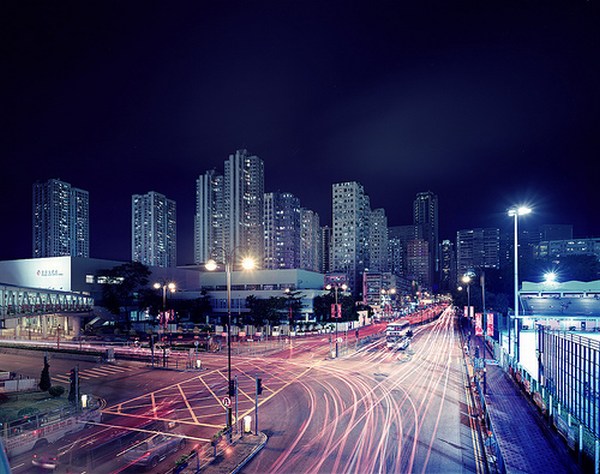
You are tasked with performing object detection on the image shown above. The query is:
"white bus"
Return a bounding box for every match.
[385,320,411,350]
[1,403,102,458]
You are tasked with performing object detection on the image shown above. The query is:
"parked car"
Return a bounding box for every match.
[122,434,186,469]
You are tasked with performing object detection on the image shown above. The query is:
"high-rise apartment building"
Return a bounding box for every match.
[406,239,430,290]
[331,181,371,295]
[456,228,500,277]
[319,226,332,274]
[539,224,573,241]
[388,225,422,279]
[224,149,265,266]
[369,208,389,272]
[264,192,301,269]
[32,178,89,258]
[131,191,177,268]
[413,191,438,290]
[300,208,320,272]
[194,170,224,264]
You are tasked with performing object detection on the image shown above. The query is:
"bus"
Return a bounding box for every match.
[2,402,102,458]
[385,320,412,350]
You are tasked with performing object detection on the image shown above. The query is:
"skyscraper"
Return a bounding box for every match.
[300,208,320,272]
[331,181,371,295]
[194,170,224,264]
[224,149,265,266]
[131,191,177,268]
[369,208,389,272]
[456,228,500,277]
[264,191,301,269]
[32,178,89,258]
[413,191,439,290]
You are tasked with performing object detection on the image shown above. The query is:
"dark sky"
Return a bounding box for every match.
[3,1,599,265]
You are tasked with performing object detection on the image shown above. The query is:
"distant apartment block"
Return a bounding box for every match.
[456,228,500,277]
[264,192,301,269]
[300,208,320,272]
[132,191,176,268]
[32,178,89,258]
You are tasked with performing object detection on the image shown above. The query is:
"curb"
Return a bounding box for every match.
[231,432,268,474]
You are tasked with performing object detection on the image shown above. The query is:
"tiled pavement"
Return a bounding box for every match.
[484,357,582,473]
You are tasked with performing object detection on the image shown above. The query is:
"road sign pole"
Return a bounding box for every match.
[235,375,238,435]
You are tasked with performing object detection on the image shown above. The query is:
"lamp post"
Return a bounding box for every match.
[508,206,532,364]
[461,274,472,318]
[153,281,176,367]
[205,249,255,438]
[380,288,396,320]
[326,283,347,358]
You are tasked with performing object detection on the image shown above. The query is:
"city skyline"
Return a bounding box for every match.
[4,2,598,264]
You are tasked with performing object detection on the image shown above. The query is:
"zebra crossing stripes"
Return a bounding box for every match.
[52,365,133,383]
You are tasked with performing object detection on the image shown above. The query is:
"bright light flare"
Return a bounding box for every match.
[241,257,256,270]
[205,259,218,271]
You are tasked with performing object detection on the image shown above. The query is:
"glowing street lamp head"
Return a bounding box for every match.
[461,275,471,284]
[241,257,256,270]
[153,282,161,290]
[544,272,557,284]
[341,284,348,291]
[168,282,176,292]
[205,259,218,271]
[508,206,532,217]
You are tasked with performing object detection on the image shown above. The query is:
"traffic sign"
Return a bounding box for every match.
[221,396,231,408]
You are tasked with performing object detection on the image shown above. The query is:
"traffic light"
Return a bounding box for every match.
[228,379,236,396]
[257,378,263,395]
[69,368,76,383]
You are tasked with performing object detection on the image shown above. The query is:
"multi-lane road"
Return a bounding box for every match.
[6,306,484,473]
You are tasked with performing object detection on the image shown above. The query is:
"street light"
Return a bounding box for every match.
[205,248,256,438]
[461,274,472,318]
[326,283,347,358]
[380,288,396,320]
[508,205,532,364]
[153,281,176,367]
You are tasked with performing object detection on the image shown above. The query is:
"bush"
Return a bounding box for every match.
[18,406,40,418]
[48,386,65,397]
[0,393,9,404]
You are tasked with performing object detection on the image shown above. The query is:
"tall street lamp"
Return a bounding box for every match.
[508,205,532,364]
[153,281,176,330]
[326,283,347,358]
[153,281,176,366]
[461,274,472,318]
[380,288,396,320]
[205,249,255,438]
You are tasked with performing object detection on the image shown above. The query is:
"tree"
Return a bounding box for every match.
[245,295,286,327]
[39,356,51,392]
[313,291,358,322]
[98,262,152,325]
[284,290,305,326]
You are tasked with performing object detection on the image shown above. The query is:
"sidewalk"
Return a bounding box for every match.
[174,432,267,474]
[475,339,582,473]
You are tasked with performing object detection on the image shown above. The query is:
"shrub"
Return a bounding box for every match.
[48,386,65,397]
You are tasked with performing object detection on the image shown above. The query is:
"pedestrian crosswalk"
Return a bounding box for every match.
[52,365,134,383]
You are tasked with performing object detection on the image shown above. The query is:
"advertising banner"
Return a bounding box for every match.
[486,313,494,336]
[331,303,342,319]
[475,312,483,336]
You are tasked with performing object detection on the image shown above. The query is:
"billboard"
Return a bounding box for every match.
[0,257,71,291]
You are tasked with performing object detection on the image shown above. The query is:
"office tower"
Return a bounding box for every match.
[224,149,265,266]
[300,208,320,272]
[131,191,176,268]
[413,191,439,290]
[369,208,389,272]
[331,181,371,295]
[264,192,301,269]
[319,226,332,274]
[456,228,500,277]
[32,178,89,258]
[439,239,456,292]
[194,170,224,264]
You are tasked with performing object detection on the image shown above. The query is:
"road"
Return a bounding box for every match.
[245,306,482,473]
[5,306,483,473]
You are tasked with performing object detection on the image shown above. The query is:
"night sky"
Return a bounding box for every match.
[3,1,599,265]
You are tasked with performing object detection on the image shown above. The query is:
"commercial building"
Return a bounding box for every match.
[413,191,438,289]
[132,191,177,268]
[32,178,89,258]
